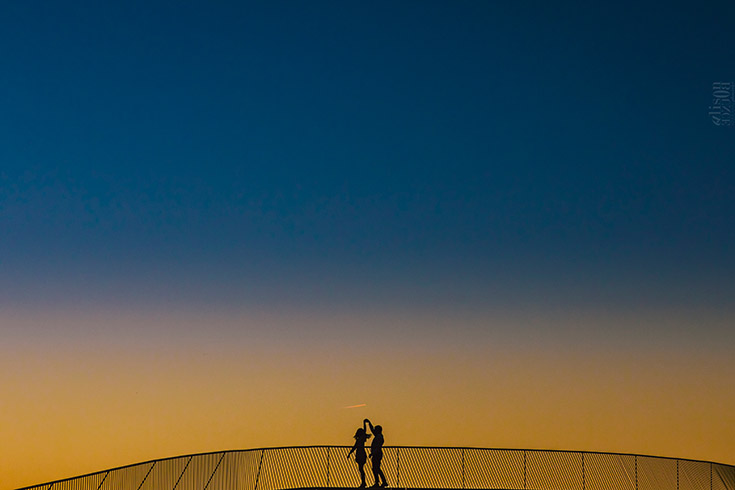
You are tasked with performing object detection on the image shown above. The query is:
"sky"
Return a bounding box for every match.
[1,1,734,489]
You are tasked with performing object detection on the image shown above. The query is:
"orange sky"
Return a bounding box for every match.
[2,305,733,490]
[3,2,734,489]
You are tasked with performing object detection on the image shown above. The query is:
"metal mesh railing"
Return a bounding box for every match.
[16,447,735,490]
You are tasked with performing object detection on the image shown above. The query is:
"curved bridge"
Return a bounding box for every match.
[17,446,735,490]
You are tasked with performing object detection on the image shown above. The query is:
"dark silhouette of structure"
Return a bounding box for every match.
[14,446,735,490]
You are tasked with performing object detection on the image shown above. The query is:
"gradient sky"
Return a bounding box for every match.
[1,2,734,489]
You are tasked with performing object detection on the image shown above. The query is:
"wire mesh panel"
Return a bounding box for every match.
[527,451,583,490]
[206,450,261,490]
[328,446,363,488]
[714,464,735,490]
[680,460,712,490]
[172,452,224,490]
[141,457,191,490]
[54,473,105,490]
[465,448,524,489]
[639,457,677,490]
[14,446,735,490]
[394,447,464,489]
[257,447,329,490]
[102,462,156,490]
[585,452,636,490]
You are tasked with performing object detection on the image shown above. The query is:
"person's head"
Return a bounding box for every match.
[374,425,382,434]
[354,428,366,439]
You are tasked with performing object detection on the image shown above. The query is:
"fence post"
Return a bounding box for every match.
[136,462,156,490]
[462,449,465,490]
[95,471,110,490]
[635,456,638,490]
[397,448,400,488]
[202,452,227,490]
[327,447,331,488]
[172,456,193,490]
[254,450,265,490]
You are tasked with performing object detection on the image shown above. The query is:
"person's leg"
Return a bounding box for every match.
[371,456,380,487]
[358,462,366,487]
[373,454,388,487]
[380,468,388,486]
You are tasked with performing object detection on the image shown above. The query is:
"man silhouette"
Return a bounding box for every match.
[365,419,388,487]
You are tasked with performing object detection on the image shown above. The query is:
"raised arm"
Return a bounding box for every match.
[364,419,374,434]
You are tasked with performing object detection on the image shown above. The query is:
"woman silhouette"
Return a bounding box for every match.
[347,420,372,488]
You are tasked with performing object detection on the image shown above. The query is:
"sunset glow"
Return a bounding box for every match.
[1,2,733,490]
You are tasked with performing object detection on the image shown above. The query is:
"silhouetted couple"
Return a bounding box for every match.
[347,418,388,488]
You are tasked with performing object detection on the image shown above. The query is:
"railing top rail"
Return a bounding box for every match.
[15,445,735,490]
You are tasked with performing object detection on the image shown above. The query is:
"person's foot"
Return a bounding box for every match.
[381,482,389,488]
[358,484,366,489]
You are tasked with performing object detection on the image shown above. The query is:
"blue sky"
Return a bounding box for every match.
[1,1,734,311]
[3,4,735,487]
